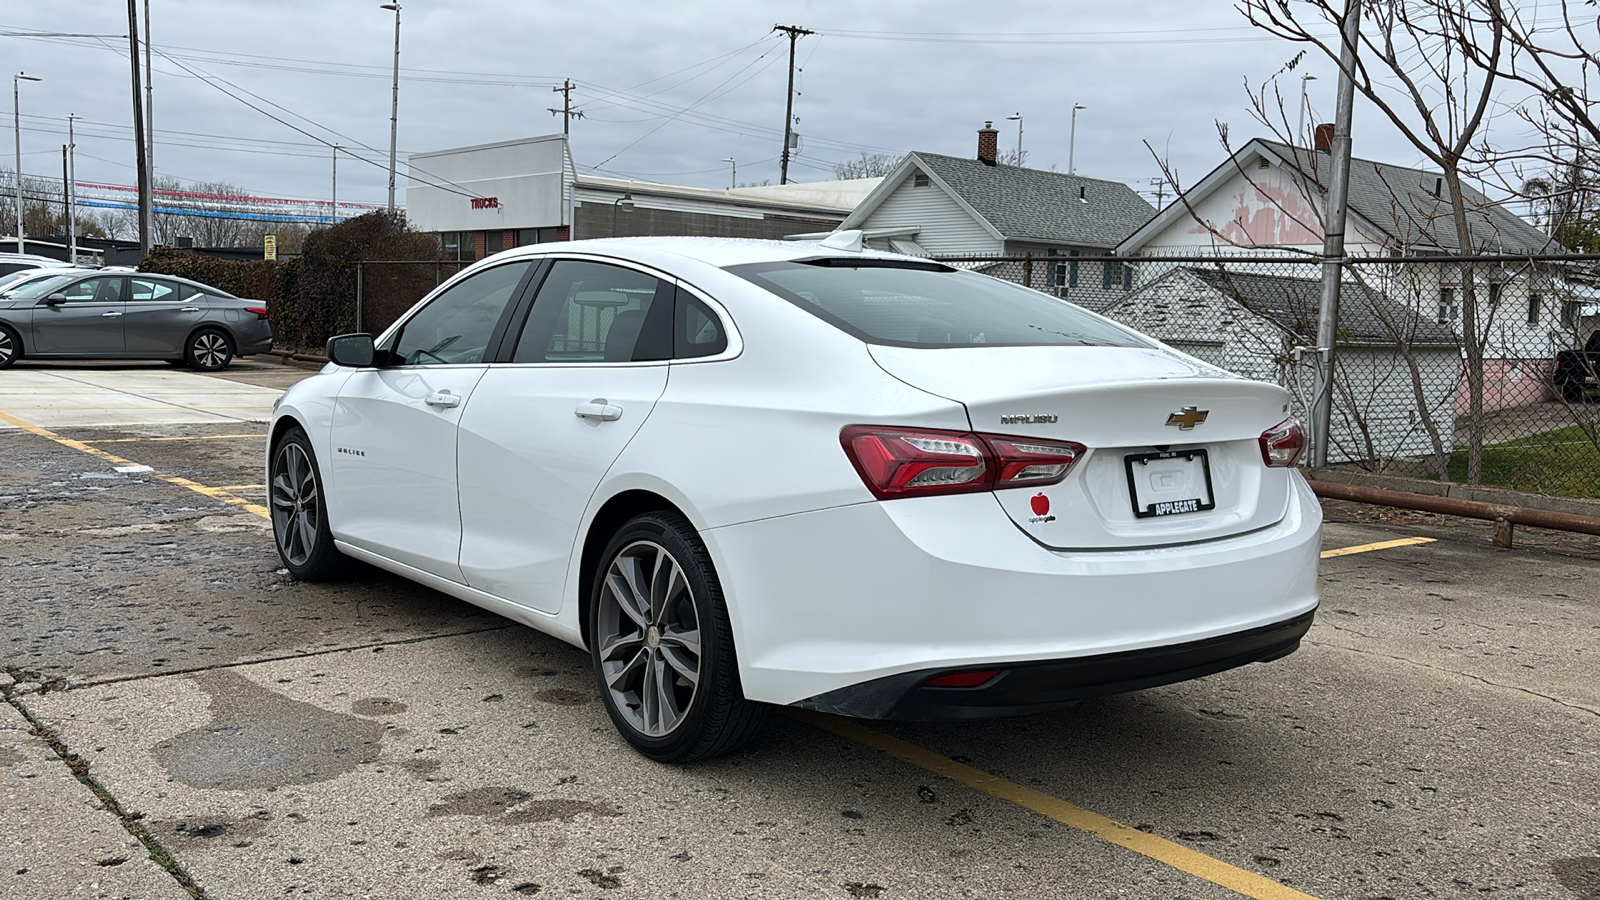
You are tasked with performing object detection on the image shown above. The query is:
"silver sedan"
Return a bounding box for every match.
[0,271,274,371]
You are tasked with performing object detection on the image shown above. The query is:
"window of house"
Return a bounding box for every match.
[485,230,504,256]
[1122,263,1133,291]
[439,232,461,259]
[1487,282,1502,307]
[913,173,930,187]
[1562,300,1583,329]
[1528,292,1542,325]
[1102,261,1114,290]
[1438,286,1457,324]
[1068,250,1079,288]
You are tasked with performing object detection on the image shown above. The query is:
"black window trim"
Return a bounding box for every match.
[484,253,742,366]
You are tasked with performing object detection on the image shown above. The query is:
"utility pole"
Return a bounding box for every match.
[549,79,584,135]
[67,114,77,263]
[143,0,154,176]
[380,3,402,214]
[331,144,339,225]
[772,24,812,185]
[1310,0,1360,468]
[127,0,152,255]
[1148,177,1167,209]
[13,72,42,254]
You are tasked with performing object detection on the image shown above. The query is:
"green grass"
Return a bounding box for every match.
[1447,424,1600,499]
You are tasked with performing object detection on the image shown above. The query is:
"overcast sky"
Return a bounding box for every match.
[2,0,1534,214]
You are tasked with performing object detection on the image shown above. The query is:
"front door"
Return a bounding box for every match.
[327,260,535,581]
[30,275,126,355]
[457,259,676,613]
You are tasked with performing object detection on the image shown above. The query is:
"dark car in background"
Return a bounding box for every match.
[0,271,273,371]
[1553,329,1600,402]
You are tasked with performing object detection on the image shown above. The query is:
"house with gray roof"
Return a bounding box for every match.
[1117,135,1574,412]
[1102,267,1460,466]
[802,123,1155,308]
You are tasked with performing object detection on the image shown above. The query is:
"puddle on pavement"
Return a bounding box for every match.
[152,670,384,790]
[426,786,620,824]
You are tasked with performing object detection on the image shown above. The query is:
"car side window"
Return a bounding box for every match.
[58,276,124,304]
[512,260,673,364]
[129,278,180,303]
[390,262,532,366]
[675,289,729,359]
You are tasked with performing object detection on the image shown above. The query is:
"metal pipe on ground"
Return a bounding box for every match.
[1307,479,1600,547]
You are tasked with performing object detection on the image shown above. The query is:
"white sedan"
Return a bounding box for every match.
[268,235,1320,762]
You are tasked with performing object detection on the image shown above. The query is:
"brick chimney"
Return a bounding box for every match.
[977,121,999,166]
[1314,123,1335,153]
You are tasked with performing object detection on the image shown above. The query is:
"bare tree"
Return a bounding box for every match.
[831,152,901,180]
[1239,0,1509,483]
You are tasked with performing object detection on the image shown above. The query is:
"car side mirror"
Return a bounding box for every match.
[41,293,67,306]
[326,333,376,368]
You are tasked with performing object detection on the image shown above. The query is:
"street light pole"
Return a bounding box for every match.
[67,114,78,263]
[1005,113,1022,164]
[331,144,339,225]
[1068,103,1085,175]
[13,73,41,254]
[1298,73,1318,146]
[721,157,736,190]
[610,191,634,237]
[380,3,402,214]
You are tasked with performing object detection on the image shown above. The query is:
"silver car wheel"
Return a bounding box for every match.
[597,540,703,738]
[0,329,15,366]
[270,441,320,568]
[192,331,230,369]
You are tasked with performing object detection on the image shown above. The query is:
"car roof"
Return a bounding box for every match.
[0,253,75,267]
[491,235,922,270]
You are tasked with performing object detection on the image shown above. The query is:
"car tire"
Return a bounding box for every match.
[0,324,21,369]
[185,328,234,371]
[589,511,767,762]
[269,427,345,581]
[1558,379,1583,403]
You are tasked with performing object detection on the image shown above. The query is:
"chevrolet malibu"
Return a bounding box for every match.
[268,235,1320,762]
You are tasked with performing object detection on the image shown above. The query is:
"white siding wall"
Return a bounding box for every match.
[1103,271,1460,466]
[860,174,1002,256]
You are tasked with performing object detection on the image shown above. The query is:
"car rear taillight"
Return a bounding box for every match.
[985,435,1085,488]
[840,426,1085,499]
[841,426,989,499]
[245,307,269,320]
[1259,416,1306,468]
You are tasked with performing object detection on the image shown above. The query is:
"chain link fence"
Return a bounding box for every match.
[937,253,1600,499]
[354,260,472,339]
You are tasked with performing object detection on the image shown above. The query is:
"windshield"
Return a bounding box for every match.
[727,259,1154,349]
[2,273,79,299]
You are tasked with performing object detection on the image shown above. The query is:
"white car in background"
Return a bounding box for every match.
[268,235,1321,762]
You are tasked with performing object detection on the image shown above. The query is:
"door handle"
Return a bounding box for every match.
[179,307,200,312]
[101,311,123,318]
[574,399,623,422]
[424,390,461,408]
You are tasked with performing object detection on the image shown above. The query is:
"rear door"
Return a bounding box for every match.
[124,277,205,355]
[327,259,535,580]
[457,258,675,614]
[30,275,126,355]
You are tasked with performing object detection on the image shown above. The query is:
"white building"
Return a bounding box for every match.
[405,133,880,261]
[1117,136,1573,413]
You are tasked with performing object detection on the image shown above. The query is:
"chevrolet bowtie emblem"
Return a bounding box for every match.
[1166,407,1209,430]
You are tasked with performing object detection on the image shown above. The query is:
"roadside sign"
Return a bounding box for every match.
[264,234,277,261]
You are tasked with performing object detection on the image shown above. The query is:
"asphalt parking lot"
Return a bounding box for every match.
[3,359,1598,900]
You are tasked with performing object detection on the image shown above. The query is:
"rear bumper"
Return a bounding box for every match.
[703,473,1321,710]
[793,610,1314,720]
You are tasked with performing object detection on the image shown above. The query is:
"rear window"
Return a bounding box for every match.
[727,259,1152,349]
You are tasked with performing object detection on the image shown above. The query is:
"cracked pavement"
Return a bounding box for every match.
[3,360,1599,899]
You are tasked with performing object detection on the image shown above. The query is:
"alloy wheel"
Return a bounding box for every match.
[596,540,703,738]
[0,330,14,366]
[192,332,230,369]
[270,442,320,568]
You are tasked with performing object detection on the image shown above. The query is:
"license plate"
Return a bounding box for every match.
[1124,449,1216,518]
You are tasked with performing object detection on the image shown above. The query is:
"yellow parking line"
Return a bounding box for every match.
[216,484,266,492]
[0,410,271,521]
[1320,536,1435,559]
[792,710,1321,900]
[81,434,265,444]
